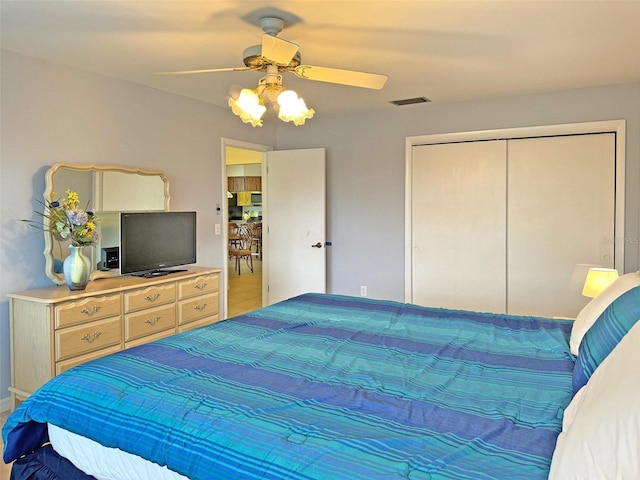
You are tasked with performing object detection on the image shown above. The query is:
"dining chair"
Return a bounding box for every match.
[228,222,240,250]
[251,222,262,260]
[228,224,253,275]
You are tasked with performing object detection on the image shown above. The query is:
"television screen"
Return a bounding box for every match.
[120,211,196,276]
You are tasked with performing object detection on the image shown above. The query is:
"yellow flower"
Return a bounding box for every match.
[63,189,80,211]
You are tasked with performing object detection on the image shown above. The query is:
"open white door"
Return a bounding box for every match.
[263,148,326,305]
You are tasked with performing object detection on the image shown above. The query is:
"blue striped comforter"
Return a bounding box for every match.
[3,293,575,479]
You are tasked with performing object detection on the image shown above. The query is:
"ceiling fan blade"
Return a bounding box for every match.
[153,66,253,75]
[293,65,388,89]
[261,33,298,65]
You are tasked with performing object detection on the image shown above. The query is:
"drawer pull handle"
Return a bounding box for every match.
[145,293,161,302]
[81,305,102,316]
[195,283,207,290]
[194,303,208,312]
[145,316,161,326]
[81,331,102,343]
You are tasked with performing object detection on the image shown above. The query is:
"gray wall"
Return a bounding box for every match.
[0,50,275,408]
[2,49,640,407]
[278,82,640,300]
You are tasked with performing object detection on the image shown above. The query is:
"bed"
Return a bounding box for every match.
[3,289,640,479]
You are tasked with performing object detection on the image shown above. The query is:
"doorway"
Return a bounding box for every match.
[222,139,271,319]
[221,141,328,319]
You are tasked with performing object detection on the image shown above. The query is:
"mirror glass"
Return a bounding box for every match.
[44,163,170,285]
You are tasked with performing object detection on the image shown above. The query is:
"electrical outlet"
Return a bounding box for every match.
[360,286,367,297]
[214,224,221,235]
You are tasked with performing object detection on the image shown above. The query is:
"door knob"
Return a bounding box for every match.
[311,242,323,248]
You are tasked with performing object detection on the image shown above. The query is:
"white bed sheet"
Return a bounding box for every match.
[48,423,188,480]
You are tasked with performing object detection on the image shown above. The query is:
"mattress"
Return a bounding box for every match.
[3,293,576,479]
[48,423,186,480]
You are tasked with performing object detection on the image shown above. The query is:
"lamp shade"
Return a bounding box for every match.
[277,90,315,125]
[582,268,619,298]
[228,89,266,127]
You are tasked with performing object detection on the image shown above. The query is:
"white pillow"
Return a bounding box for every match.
[570,271,640,355]
[549,321,640,479]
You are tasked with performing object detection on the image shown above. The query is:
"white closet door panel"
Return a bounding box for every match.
[412,140,507,313]
[507,133,615,318]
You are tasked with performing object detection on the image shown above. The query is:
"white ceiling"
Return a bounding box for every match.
[2,1,640,116]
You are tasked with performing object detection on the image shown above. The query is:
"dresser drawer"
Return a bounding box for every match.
[125,304,176,342]
[55,317,122,362]
[55,294,121,329]
[178,314,220,333]
[125,284,176,313]
[56,345,122,375]
[179,292,219,325]
[178,274,219,300]
[125,329,175,349]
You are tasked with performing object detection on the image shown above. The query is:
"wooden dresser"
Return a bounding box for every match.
[8,266,221,410]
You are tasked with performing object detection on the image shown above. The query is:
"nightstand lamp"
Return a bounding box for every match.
[582,268,619,298]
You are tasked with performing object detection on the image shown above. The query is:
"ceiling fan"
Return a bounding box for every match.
[155,16,388,90]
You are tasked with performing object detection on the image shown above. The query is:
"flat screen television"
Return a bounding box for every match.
[120,211,196,277]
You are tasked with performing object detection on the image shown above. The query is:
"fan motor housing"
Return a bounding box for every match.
[243,44,301,70]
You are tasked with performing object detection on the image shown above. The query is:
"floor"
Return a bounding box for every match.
[1,409,10,479]
[227,254,262,318]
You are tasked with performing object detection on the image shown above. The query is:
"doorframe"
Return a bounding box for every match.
[404,119,627,303]
[220,138,272,319]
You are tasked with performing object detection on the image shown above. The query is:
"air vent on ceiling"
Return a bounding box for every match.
[389,97,431,106]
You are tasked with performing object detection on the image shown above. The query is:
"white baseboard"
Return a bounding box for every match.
[0,396,11,413]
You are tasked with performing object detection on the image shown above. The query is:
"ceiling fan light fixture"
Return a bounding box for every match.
[277,90,315,126]
[160,15,387,126]
[228,88,266,127]
[229,75,315,127]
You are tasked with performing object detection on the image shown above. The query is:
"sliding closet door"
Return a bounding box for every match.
[411,140,507,313]
[507,133,615,318]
